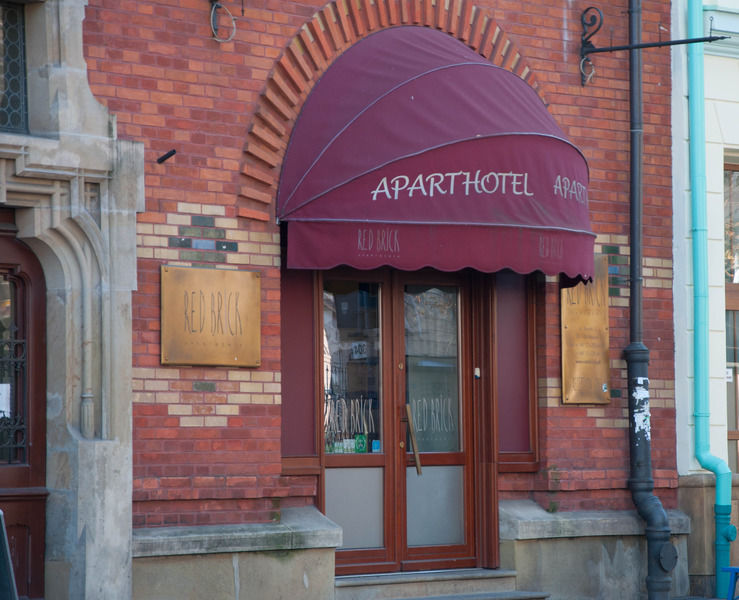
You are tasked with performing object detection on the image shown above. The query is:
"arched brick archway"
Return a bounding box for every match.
[237,0,546,223]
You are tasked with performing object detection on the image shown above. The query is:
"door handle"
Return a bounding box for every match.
[405,403,422,475]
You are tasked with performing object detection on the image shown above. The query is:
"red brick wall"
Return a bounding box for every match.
[495,0,676,511]
[83,0,676,525]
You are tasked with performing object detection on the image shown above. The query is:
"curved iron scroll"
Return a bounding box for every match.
[580,7,603,85]
[581,6,604,53]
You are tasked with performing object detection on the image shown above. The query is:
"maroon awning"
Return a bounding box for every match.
[277,26,594,279]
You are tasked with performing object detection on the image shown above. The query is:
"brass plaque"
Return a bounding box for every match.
[161,265,261,367]
[561,254,609,404]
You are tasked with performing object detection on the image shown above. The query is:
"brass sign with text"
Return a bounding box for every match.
[161,265,261,367]
[561,254,609,404]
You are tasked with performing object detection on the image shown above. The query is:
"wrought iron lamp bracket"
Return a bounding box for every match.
[579,5,730,86]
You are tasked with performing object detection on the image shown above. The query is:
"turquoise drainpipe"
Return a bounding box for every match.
[687,1,736,596]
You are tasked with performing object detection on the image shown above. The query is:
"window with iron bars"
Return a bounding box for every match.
[0,272,27,464]
[0,3,26,134]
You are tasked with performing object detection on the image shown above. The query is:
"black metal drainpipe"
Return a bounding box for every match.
[624,0,677,598]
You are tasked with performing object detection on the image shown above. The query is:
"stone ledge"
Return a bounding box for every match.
[499,499,691,540]
[132,506,342,558]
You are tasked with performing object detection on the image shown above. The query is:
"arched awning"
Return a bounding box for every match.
[277,26,595,279]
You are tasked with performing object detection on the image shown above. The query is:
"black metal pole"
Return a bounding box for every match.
[624,1,676,597]
[624,0,677,600]
[583,34,728,55]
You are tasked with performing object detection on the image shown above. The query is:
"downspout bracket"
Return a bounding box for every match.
[659,542,678,572]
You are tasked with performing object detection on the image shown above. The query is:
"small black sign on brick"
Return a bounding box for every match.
[0,510,18,600]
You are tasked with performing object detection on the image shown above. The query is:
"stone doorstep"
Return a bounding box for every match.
[334,568,537,600]
[385,594,549,600]
[357,594,549,600]
[336,569,518,588]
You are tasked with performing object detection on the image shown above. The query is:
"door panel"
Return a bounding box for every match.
[405,465,464,546]
[325,467,384,549]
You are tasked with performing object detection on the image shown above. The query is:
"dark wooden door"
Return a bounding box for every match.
[0,211,46,599]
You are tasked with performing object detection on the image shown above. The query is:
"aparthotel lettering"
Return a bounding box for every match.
[183,289,244,336]
[553,175,587,204]
[371,170,588,205]
[371,170,535,201]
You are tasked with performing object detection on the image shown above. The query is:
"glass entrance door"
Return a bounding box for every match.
[322,270,474,574]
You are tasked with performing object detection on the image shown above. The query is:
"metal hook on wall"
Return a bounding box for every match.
[580,56,595,86]
[209,0,236,43]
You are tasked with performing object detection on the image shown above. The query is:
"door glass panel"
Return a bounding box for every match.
[406,465,464,546]
[0,277,24,463]
[323,281,381,454]
[725,170,739,283]
[326,468,384,549]
[404,285,460,453]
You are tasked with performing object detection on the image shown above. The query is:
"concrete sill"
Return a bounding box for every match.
[499,499,691,541]
[132,506,342,558]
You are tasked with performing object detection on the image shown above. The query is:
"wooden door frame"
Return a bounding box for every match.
[726,164,739,468]
[319,268,500,574]
[321,268,399,574]
[393,270,477,571]
[0,213,47,599]
[472,272,499,569]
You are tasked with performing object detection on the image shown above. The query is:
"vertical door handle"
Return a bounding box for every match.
[405,403,422,475]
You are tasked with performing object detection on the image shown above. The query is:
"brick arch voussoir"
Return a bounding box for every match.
[237,0,544,223]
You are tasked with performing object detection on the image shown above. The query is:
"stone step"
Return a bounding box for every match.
[391,593,549,600]
[335,568,547,600]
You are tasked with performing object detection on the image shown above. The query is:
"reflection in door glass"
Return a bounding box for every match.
[323,281,381,454]
[727,310,739,473]
[724,170,739,283]
[405,285,460,453]
[0,280,11,341]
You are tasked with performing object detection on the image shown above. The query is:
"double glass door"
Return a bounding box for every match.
[322,270,474,573]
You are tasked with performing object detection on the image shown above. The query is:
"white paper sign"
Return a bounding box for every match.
[0,384,10,417]
[351,341,368,360]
